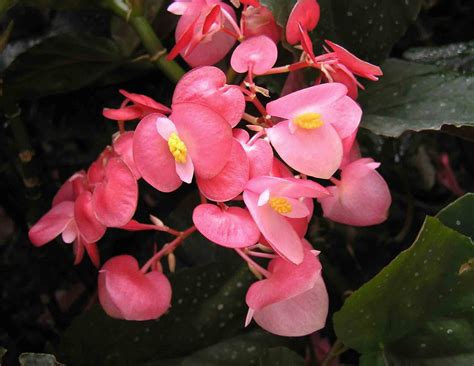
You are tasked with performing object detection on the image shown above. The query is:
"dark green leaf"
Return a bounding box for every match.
[57,261,255,365]
[360,59,474,137]
[260,0,422,63]
[21,0,97,10]
[4,33,126,99]
[259,347,307,366]
[333,216,474,364]
[18,353,63,366]
[436,193,474,239]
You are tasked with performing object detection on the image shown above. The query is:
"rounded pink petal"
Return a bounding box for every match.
[244,191,304,264]
[196,139,249,201]
[253,275,328,336]
[92,157,138,227]
[173,66,245,127]
[242,5,281,43]
[270,158,293,178]
[155,117,178,140]
[340,130,360,169]
[319,95,361,139]
[98,255,172,321]
[243,138,274,179]
[267,121,343,179]
[193,204,260,248]
[74,191,106,243]
[28,201,74,247]
[246,176,328,198]
[319,158,391,226]
[286,0,320,44]
[119,89,171,114]
[231,36,278,75]
[171,103,232,179]
[266,83,347,119]
[102,106,144,121]
[113,131,141,179]
[324,64,359,100]
[52,171,87,206]
[133,114,182,192]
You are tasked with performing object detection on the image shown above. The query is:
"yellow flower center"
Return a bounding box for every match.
[293,112,324,129]
[168,133,187,163]
[268,197,292,214]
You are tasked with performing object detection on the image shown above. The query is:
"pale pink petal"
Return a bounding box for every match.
[246,176,328,198]
[92,157,138,227]
[286,0,320,44]
[241,138,273,179]
[98,255,172,321]
[319,95,361,139]
[193,204,260,248]
[266,83,347,119]
[74,191,106,243]
[244,191,304,264]
[171,103,232,179]
[133,114,182,192]
[167,1,190,15]
[173,66,245,127]
[196,139,249,201]
[340,130,360,169]
[113,132,141,179]
[175,156,194,184]
[233,128,249,143]
[267,121,343,179]
[231,35,278,75]
[155,117,178,140]
[61,221,77,244]
[28,201,74,247]
[280,197,310,218]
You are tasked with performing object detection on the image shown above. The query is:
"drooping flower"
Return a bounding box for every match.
[285,0,320,45]
[233,129,273,179]
[193,203,260,248]
[318,158,391,226]
[98,255,172,321]
[243,176,328,264]
[241,4,281,43]
[245,247,328,336]
[266,83,362,179]
[230,35,278,75]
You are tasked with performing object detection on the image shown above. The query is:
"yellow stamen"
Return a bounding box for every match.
[268,197,292,214]
[168,133,187,163]
[293,112,324,129]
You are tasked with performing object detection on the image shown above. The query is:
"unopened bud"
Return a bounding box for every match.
[168,252,176,273]
[149,214,165,227]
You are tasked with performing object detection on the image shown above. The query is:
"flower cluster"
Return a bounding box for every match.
[28,0,391,337]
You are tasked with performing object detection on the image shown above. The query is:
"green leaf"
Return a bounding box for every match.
[360,59,474,137]
[57,261,255,365]
[18,353,63,366]
[436,193,474,239]
[20,0,97,10]
[260,0,422,63]
[259,347,307,366]
[4,33,126,99]
[333,216,474,365]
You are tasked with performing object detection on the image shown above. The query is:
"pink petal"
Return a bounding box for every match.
[167,1,189,15]
[119,89,171,114]
[325,40,383,80]
[196,139,249,201]
[175,155,195,184]
[92,157,138,227]
[52,171,87,206]
[173,66,245,127]
[286,0,320,44]
[242,4,281,43]
[171,103,233,179]
[74,191,106,243]
[266,83,347,120]
[113,132,141,179]
[270,158,293,178]
[319,95,361,139]
[102,106,144,121]
[245,138,273,179]
[324,63,360,100]
[318,158,391,226]
[83,240,100,268]
[28,201,74,247]
[280,197,310,218]
[244,191,304,264]
[266,121,343,179]
[193,204,260,248]
[340,130,360,169]
[155,117,178,140]
[246,176,329,199]
[61,220,77,243]
[98,255,172,321]
[133,114,182,192]
[230,35,278,75]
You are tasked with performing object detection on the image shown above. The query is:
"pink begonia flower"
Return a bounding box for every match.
[172,66,245,127]
[168,0,238,67]
[319,158,391,226]
[133,106,232,192]
[266,83,362,179]
[286,0,320,45]
[244,176,328,264]
[245,248,328,336]
[193,203,260,248]
[269,157,293,178]
[231,35,278,75]
[103,89,171,121]
[241,4,281,43]
[233,129,273,179]
[340,130,360,169]
[320,63,361,100]
[98,255,172,321]
[196,138,249,201]
[112,131,141,180]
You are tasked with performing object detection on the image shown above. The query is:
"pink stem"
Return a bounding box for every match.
[235,248,271,278]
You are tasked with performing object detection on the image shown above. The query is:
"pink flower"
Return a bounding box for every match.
[234,129,273,179]
[243,176,328,264]
[133,106,232,192]
[167,0,238,67]
[286,0,320,45]
[98,255,172,320]
[241,4,281,43]
[266,83,362,179]
[230,35,278,75]
[193,203,260,248]
[245,247,328,336]
[318,158,391,226]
